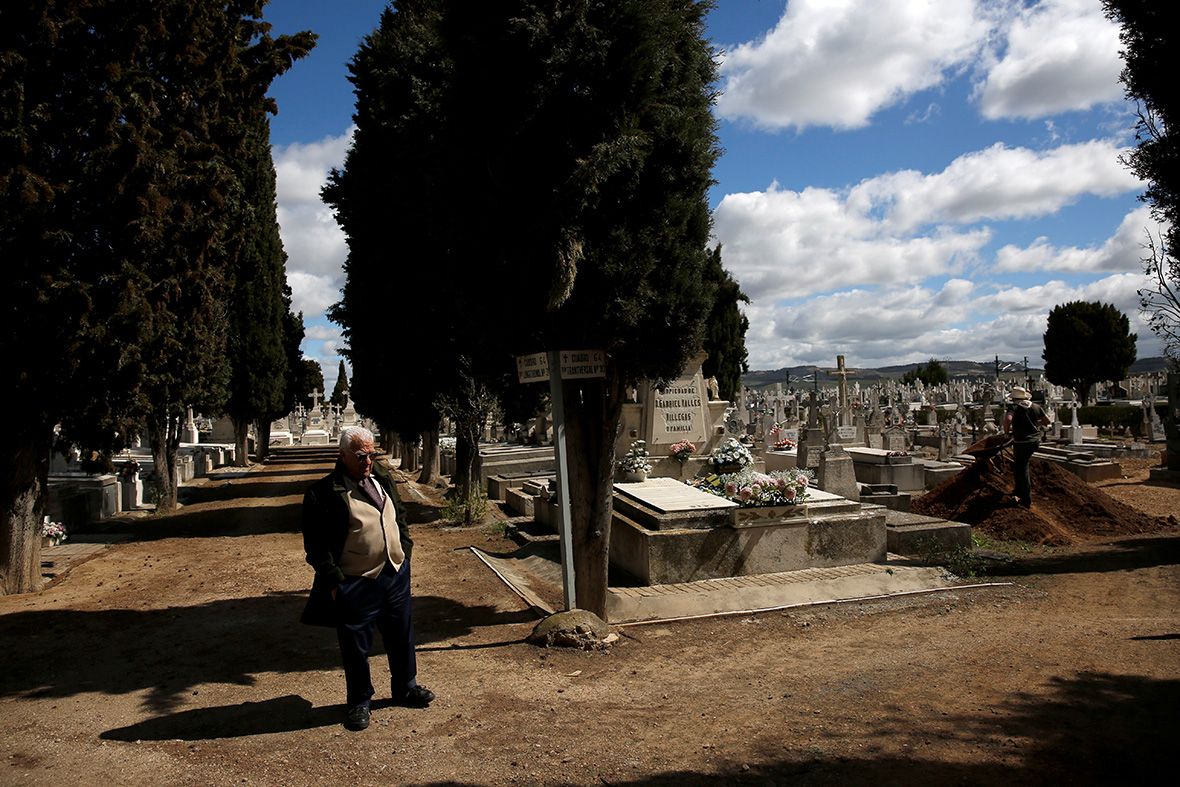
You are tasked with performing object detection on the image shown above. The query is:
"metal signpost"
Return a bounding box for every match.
[515,349,605,611]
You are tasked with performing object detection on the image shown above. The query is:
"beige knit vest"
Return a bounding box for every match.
[338,476,405,578]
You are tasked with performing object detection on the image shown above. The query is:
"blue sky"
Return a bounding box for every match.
[262,0,1166,393]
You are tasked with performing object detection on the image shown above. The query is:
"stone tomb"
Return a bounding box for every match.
[846,447,925,492]
[604,478,886,585]
[617,352,728,475]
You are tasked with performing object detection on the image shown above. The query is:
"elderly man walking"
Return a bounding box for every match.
[301,426,434,731]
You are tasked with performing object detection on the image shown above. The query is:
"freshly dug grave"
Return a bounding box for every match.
[913,455,1174,546]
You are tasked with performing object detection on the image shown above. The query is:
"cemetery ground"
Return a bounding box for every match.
[2,449,1179,786]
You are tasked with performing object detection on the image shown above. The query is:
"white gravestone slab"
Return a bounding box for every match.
[646,376,709,447]
[614,477,737,514]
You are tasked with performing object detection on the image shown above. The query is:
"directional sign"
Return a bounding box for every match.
[559,349,606,379]
[516,352,550,384]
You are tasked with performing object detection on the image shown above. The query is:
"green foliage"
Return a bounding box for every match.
[1105,1,1180,360]
[1,0,313,500]
[902,359,949,386]
[325,0,721,615]
[1042,301,1137,405]
[224,114,295,426]
[278,306,307,416]
[330,360,350,408]
[913,536,991,579]
[441,491,490,527]
[296,360,325,407]
[326,0,721,421]
[701,245,750,400]
[1105,1,1180,253]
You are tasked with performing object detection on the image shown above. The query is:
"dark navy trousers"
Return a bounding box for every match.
[335,559,418,709]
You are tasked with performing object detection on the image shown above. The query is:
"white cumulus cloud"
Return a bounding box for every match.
[717,0,991,131]
[851,139,1140,231]
[995,206,1163,273]
[974,0,1124,120]
[287,271,340,317]
[273,129,353,319]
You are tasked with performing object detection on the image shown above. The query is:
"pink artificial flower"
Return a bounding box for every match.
[739,487,753,501]
[775,477,788,489]
[784,486,796,501]
[724,481,738,496]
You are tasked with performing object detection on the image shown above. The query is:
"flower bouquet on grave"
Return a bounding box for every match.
[669,439,696,464]
[41,517,66,547]
[709,437,753,473]
[688,467,812,507]
[118,458,140,481]
[771,436,797,451]
[620,440,652,478]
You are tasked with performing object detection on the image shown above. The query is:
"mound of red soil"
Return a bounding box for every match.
[912,457,1169,546]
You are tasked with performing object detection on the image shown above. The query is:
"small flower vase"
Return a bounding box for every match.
[624,470,648,483]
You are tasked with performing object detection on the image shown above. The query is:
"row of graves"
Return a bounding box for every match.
[47,409,241,530]
[481,355,972,622]
[269,393,365,446]
[476,356,1174,622]
[45,394,367,533]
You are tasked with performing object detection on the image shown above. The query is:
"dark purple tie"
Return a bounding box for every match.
[359,477,383,508]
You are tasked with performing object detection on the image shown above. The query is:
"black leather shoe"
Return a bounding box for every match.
[345,705,371,731]
[400,685,435,707]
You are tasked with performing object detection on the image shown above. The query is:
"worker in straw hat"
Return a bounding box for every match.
[1002,386,1051,508]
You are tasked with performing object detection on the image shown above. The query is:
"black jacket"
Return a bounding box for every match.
[299,459,412,626]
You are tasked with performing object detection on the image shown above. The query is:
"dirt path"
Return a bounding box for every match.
[2,447,1178,786]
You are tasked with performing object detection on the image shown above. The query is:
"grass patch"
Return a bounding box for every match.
[441,492,491,526]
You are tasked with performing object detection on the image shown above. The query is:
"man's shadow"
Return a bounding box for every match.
[100,694,337,740]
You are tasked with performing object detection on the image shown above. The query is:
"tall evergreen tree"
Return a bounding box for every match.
[0,1,313,592]
[223,113,297,466]
[701,245,750,401]
[254,297,306,461]
[327,0,720,616]
[1104,1,1179,361]
[1043,301,1137,404]
[298,359,325,406]
[330,360,350,408]
[133,5,314,509]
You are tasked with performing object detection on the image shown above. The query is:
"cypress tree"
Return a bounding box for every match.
[329,360,350,408]
[224,113,297,466]
[701,245,751,401]
[0,0,313,592]
[328,0,720,615]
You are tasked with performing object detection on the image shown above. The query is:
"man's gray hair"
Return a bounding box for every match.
[339,426,375,450]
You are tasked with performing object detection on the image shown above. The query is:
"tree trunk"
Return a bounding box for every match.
[256,420,272,462]
[418,429,440,485]
[400,438,419,472]
[232,417,250,467]
[0,429,50,595]
[148,410,180,512]
[454,430,474,500]
[562,373,623,620]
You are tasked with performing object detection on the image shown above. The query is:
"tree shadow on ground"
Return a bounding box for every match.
[398,672,1176,787]
[994,534,1180,577]
[0,593,527,714]
[87,498,306,541]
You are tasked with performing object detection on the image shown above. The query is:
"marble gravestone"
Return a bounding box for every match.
[617,351,728,463]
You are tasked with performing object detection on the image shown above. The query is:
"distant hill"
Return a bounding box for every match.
[740,357,1172,389]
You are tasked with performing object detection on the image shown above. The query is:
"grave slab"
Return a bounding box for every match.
[473,542,961,625]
